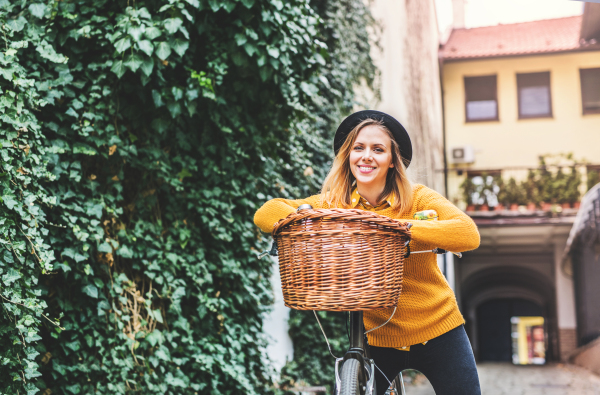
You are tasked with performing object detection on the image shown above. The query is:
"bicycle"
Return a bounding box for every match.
[259,204,461,395]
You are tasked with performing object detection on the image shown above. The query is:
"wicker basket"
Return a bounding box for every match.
[272,208,411,311]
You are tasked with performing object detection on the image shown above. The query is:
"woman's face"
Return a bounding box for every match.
[349,125,394,191]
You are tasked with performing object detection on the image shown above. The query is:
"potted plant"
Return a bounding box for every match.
[564,167,581,208]
[587,168,599,192]
[460,176,477,211]
[523,170,540,210]
[500,177,526,210]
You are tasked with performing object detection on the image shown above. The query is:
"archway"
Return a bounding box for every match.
[477,298,543,361]
[462,266,558,361]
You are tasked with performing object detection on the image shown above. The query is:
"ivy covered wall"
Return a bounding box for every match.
[0,0,376,394]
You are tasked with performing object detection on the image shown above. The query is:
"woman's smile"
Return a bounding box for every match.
[357,165,377,173]
[349,125,394,198]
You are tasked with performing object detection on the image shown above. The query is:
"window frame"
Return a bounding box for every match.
[516,71,553,120]
[464,75,499,123]
[580,67,600,115]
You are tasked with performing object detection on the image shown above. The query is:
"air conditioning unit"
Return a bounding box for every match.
[450,145,475,164]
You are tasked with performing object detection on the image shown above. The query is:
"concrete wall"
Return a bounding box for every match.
[263,258,294,373]
[364,0,445,193]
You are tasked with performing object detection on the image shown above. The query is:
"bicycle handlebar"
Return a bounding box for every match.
[257,205,462,259]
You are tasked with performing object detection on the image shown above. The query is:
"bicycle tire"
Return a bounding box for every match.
[339,358,361,395]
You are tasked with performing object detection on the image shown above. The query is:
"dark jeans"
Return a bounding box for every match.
[370,325,481,395]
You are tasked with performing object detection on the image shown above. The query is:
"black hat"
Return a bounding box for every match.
[333,110,412,168]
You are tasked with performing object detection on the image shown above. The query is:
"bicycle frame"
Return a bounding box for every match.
[334,311,405,395]
[334,311,376,395]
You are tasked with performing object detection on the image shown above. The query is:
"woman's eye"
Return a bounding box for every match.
[353,146,363,151]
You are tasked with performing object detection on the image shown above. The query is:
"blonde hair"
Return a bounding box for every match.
[321,118,413,212]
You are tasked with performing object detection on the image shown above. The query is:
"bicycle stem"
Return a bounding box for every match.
[349,311,364,352]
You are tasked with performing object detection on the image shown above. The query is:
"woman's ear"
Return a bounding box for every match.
[389,163,394,168]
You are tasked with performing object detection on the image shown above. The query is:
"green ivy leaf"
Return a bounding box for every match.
[170,39,189,57]
[36,41,68,63]
[81,284,98,299]
[208,0,221,12]
[2,194,18,210]
[124,54,143,72]
[2,268,20,285]
[114,37,131,53]
[155,42,171,60]
[111,60,126,78]
[234,33,247,46]
[163,18,183,34]
[127,26,143,41]
[267,46,280,58]
[117,245,133,258]
[177,168,192,180]
[141,57,154,76]
[184,0,200,8]
[28,3,47,18]
[137,40,154,56]
[6,16,27,32]
[144,26,162,40]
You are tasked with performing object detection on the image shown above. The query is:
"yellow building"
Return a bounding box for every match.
[442,14,600,208]
[439,4,600,364]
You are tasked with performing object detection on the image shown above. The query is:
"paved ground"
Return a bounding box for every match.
[402,363,600,395]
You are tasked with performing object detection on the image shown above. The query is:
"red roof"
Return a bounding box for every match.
[440,16,600,61]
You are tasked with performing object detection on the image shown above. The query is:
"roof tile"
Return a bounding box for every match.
[440,16,600,60]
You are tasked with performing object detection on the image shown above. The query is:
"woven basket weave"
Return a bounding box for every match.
[272,208,411,311]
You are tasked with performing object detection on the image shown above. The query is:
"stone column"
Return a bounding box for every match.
[553,237,577,361]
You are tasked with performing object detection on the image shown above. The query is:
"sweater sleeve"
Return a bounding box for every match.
[405,186,480,252]
[253,195,321,234]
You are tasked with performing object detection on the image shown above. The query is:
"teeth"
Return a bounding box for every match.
[359,166,375,170]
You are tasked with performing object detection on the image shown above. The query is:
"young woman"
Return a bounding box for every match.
[254,110,481,395]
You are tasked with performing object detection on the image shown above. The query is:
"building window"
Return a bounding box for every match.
[517,72,552,118]
[580,68,600,115]
[464,75,498,122]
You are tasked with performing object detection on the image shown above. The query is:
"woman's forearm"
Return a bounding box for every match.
[253,196,318,233]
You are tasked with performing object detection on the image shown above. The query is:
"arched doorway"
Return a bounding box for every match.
[462,266,558,361]
[477,298,543,361]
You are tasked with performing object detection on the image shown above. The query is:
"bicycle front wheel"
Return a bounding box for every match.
[339,358,362,395]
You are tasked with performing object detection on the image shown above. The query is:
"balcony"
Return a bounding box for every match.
[447,163,600,214]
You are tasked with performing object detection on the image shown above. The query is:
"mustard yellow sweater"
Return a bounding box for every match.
[253,184,480,348]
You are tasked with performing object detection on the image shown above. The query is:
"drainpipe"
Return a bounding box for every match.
[439,34,450,281]
[439,54,448,198]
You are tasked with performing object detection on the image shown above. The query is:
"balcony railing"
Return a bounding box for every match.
[447,164,600,212]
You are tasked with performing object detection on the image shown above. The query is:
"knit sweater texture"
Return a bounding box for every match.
[253,184,480,348]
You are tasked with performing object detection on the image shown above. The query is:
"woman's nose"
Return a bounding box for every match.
[362,149,373,161]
